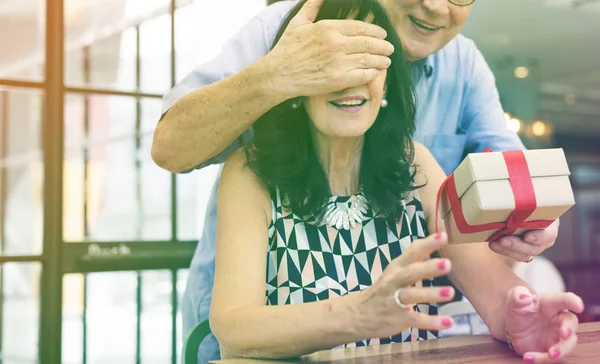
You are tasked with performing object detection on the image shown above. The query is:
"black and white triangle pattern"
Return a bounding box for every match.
[265,189,439,348]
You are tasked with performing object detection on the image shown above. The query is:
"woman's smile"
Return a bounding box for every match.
[328,95,370,114]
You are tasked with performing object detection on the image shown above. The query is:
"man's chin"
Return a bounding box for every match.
[402,42,437,62]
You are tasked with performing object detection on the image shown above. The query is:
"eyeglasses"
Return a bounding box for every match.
[448,0,475,6]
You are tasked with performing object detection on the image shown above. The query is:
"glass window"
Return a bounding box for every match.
[86,272,138,363]
[0,1,45,81]
[63,270,187,364]
[0,89,43,255]
[140,270,174,362]
[174,0,268,82]
[2,262,41,363]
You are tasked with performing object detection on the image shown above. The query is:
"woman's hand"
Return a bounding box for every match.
[504,286,585,363]
[352,233,456,339]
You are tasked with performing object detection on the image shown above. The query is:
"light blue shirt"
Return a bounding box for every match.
[163,1,525,362]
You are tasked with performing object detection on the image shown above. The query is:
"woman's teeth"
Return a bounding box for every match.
[330,100,367,107]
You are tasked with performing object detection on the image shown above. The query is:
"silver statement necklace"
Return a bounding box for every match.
[322,192,370,230]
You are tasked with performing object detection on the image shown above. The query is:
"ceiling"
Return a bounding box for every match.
[461,0,600,136]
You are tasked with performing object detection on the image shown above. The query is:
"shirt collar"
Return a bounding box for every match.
[409,56,434,80]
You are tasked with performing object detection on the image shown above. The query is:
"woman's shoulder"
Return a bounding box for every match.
[221,149,272,204]
[411,141,433,161]
[410,141,443,185]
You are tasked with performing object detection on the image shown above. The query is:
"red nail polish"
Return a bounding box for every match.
[566,328,573,337]
[524,355,535,363]
[551,349,560,359]
[437,260,447,270]
[442,318,452,327]
[519,294,530,300]
[440,288,452,297]
[435,232,442,240]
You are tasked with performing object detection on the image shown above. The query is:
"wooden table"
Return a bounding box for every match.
[212,322,600,364]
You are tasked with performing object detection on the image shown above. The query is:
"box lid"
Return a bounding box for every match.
[452,148,571,200]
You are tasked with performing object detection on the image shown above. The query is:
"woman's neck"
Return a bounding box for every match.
[314,135,364,196]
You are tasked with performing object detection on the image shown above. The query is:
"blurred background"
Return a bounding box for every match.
[0,0,598,363]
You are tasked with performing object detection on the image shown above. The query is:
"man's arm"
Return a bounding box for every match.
[152,0,394,173]
[459,40,559,262]
[151,2,292,173]
[461,42,526,154]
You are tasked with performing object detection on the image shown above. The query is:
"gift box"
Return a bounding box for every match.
[436,148,575,244]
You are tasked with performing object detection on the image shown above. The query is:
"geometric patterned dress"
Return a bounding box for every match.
[265,188,440,348]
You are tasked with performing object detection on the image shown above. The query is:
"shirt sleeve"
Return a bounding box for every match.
[159,1,294,170]
[461,41,526,154]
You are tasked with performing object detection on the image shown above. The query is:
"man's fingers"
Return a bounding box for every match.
[523,219,559,247]
[488,240,535,262]
[489,236,544,257]
[344,36,395,56]
[342,68,380,88]
[346,53,391,70]
[332,19,388,39]
[290,0,326,26]
[296,0,326,24]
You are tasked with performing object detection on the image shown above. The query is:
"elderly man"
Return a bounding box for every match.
[152,1,565,362]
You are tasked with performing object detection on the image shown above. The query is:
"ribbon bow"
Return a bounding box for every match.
[435,149,554,242]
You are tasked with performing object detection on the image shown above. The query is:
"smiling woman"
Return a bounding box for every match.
[247,0,417,221]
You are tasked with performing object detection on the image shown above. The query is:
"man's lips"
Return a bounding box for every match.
[408,15,443,32]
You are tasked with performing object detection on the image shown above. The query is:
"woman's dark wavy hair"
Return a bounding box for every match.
[245,0,419,223]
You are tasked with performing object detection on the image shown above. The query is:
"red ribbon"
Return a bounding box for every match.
[435,149,554,242]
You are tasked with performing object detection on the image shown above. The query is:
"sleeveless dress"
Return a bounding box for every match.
[265,188,439,348]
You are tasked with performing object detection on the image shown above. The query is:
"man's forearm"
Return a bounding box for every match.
[151,57,287,173]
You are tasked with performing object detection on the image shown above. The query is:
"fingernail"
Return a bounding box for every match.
[437,260,447,270]
[440,287,452,298]
[525,235,536,244]
[565,328,573,338]
[524,355,535,363]
[551,349,560,359]
[442,318,452,327]
[435,232,442,240]
[519,294,530,300]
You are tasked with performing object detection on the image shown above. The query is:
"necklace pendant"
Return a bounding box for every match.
[322,193,370,230]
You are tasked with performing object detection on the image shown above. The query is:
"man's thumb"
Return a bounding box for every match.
[289,0,326,27]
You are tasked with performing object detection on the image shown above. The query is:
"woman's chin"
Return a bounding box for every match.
[326,126,372,140]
